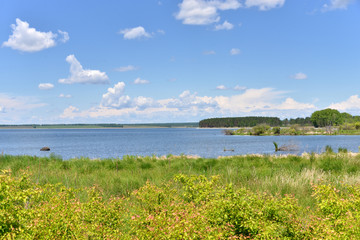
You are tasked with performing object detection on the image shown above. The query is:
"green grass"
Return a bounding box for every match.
[2,152,360,208]
[2,153,360,239]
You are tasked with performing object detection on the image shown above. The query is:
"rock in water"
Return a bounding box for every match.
[40,147,50,151]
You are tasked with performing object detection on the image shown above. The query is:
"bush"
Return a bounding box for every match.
[272,127,281,135]
[2,170,360,239]
[252,124,270,136]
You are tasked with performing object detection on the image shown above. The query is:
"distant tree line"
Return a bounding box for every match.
[199,117,283,128]
[199,109,360,128]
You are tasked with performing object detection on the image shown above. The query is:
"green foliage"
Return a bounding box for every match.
[311,108,343,128]
[252,124,270,135]
[3,171,360,239]
[325,145,334,154]
[272,127,281,135]
[338,147,348,153]
[199,116,282,128]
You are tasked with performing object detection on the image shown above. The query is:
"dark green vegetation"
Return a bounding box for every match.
[199,116,312,128]
[2,152,360,238]
[199,117,284,128]
[200,109,360,129]
[215,109,360,135]
[0,122,198,129]
[310,109,343,128]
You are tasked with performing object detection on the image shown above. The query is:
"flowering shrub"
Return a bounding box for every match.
[1,169,360,239]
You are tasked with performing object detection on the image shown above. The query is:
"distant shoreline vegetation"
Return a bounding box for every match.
[199,109,360,136]
[0,122,199,129]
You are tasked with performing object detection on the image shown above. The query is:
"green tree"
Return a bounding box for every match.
[310,109,343,133]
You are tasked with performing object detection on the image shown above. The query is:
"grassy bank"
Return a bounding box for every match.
[2,152,360,207]
[2,152,360,238]
[225,125,360,136]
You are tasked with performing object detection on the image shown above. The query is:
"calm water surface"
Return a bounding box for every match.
[1,128,360,159]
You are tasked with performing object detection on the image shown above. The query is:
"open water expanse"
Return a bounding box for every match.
[1,128,360,160]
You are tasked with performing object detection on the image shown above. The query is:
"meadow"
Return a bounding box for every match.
[1,152,360,238]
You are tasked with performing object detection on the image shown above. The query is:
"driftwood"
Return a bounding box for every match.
[40,146,50,151]
[273,142,298,152]
[224,149,234,152]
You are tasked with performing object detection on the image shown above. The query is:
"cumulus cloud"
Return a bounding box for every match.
[328,95,360,111]
[101,82,131,108]
[60,85,315,122]
[214,21,234,30]
[2,18,68,52]
[61,106,80,119]
[245,0,285,10]
[115,65,138,72]
[322,0,354,11]
[216,85,227,90]
[134,78,150,84]
[59,55,109,84]
[119,26,151,39]
[230,48,241,55]
[277,98,315,110]
[38,83,54,90]
[175,0,241,25]
[291,72,308,80]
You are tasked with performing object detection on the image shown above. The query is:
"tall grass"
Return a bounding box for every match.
[2,152,360,207]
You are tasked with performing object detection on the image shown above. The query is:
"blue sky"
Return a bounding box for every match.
[0,0,359,124]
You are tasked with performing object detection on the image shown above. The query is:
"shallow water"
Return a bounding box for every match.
[0,128,359,159]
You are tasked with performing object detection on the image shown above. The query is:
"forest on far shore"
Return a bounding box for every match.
[199,109,360,128]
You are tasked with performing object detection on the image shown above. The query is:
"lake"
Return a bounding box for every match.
[0,128,360,159]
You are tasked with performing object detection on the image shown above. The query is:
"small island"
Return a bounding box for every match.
[200,108,360,136]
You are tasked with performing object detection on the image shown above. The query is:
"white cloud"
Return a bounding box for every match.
[0,93,46,122]
[214,21,234,30]
[59,94,72,98]
[230,48,241,55]
[2,18,68,52]
[203,50,216,55]
[291,72,308,80]
[38,83,54,90]
[115,65,138,72]
[101,82,131,108]
[119,26,151,39]
[59,55,109,84]
[234,85,246,90]
[134,78,150,85]
[175,0,241,25]
[58,30,70,43]
[61,106,80,119]
[328,95,360,111]
[60,85,315,122]
[245,0,285,11]
[277,98,315,110]
[0,106,4,113]
[322,0,354,11]
[216,85,227,90]
[133,96,156,110]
